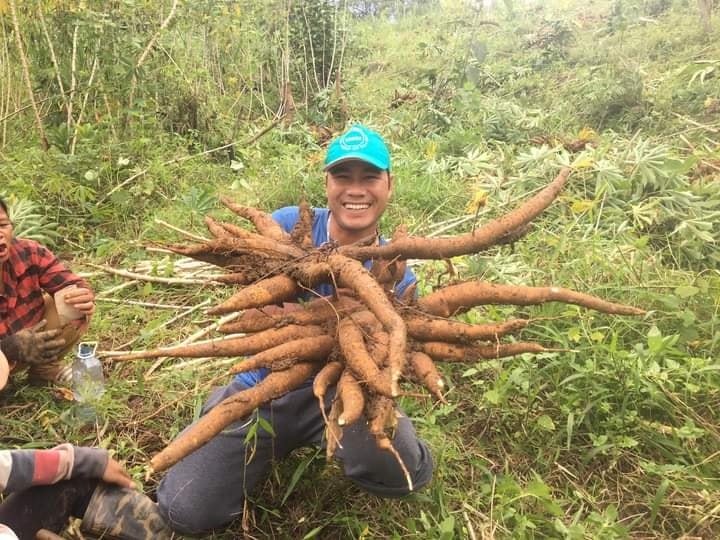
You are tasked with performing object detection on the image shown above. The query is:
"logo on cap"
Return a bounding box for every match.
[324,123,391,171]
[339,127,369,151]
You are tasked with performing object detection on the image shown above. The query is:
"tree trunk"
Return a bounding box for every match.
[126,0,179,130]
[8,0,48,151]
[699,0,713,33]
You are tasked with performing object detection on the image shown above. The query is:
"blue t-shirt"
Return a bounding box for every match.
[234,206,416,387]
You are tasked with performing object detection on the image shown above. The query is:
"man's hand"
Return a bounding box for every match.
[0,320,66,365]
[101,456,137,490]
[62,286,96,316]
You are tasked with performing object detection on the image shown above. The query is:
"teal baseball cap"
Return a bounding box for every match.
[324,124,391,171]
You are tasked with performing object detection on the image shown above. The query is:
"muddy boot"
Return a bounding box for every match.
[81,484,173,540]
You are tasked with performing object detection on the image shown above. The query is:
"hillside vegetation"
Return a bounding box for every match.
[1,0,718,538]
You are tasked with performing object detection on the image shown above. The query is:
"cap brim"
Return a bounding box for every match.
[324,154,389,171]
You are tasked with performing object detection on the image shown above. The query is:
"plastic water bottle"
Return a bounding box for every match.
[72,342,105,421]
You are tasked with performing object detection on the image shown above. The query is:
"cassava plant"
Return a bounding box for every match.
[113,167,645,485]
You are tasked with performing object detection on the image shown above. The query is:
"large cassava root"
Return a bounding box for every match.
[115,167,646,480]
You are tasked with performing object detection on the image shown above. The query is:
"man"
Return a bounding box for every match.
[0,444,172,539]
[157,124,434,534]
[0,197,95,388]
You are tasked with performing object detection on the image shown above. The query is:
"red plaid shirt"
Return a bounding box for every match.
[0,238,88,339]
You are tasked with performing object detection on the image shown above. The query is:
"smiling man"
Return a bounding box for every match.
[157,124,433,535]
[323,124,393,244]
[0,197,95,389]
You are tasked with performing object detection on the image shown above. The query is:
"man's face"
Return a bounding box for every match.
[325,160,393,245]
[0,208,13,264]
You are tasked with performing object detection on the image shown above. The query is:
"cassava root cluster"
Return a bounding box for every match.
[113,167,644,482]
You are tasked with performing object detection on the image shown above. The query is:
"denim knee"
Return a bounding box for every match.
[348,440,434,498]
[157,478,237,535]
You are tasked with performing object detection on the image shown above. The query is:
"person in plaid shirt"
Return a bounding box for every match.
[0,197,95,387]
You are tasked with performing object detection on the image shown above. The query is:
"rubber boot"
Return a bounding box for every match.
[81,484,173,540]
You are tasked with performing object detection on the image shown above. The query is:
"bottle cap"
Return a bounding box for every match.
[78,342,98,357]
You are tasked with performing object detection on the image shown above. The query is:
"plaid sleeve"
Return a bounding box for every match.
[31,242,89,295]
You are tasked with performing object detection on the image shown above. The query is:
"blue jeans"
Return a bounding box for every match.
[157,378,433,534]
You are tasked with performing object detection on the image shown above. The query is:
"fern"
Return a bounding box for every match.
[1,196,60,247]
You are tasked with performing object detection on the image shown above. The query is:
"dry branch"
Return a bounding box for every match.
[8,0,48,150]
[127,0,179,122]
[99,120,280,204]
[88,263,220,285]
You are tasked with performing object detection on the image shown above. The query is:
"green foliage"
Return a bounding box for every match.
[574,64,647,129]
[0,195,60,247]
[523,19,576,64]
[568,135,720,269]
[289,0,345,91]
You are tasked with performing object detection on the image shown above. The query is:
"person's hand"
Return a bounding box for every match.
[0,320,66,365]
[101,456,136,490]
[62,286,95,316]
